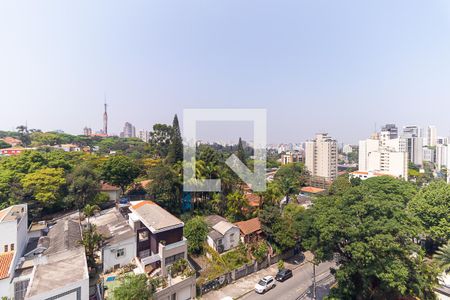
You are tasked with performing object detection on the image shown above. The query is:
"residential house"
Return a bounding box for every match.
[128,201,196,300]
[205,215,240,254]
[0,147,34,156]
[14,212,89,300]
[0,137,21,147]
[89,208,136,272]
[100,182,121,202]
[234,217,263,244]
[0,205,28,298]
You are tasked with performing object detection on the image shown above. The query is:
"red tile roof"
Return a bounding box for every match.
[301,186,325,194]
[235,218,261,235]
[245,193,261,207]
[0,251,14,280]
[100,182,121,191]
[131,200,155,210]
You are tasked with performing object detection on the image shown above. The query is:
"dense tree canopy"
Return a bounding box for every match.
[408,180,450,250]
[101,155,141,194]
[184,216,209,254]
[302,176,437,300]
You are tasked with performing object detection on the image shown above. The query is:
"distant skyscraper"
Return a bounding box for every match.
[138,130,150,142]
[305,133,338,181]
[427,125,437,147]
[83,127,92,136]
[121,122,136,138]
[381,124,398,139]
[403,125,423,165]
[103,101,108,135]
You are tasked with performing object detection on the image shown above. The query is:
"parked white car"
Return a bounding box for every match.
[254,276,275,294]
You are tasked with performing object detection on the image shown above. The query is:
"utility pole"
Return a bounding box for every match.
[312,261,316,300]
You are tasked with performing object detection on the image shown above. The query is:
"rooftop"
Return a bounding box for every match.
[300,186,326,194]
[130,200,183,232]
[0,251,14,280]
[0,204,27,223]
[235,217,261,236]
[26,213,88,298]
[204,215,227,228]
[101,182,121,191]
[90,208,135,246]
[212,221,237,236]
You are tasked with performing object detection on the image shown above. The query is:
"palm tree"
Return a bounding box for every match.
[80,224,103,269]
[435,242,450,272]
[83,204,100,228]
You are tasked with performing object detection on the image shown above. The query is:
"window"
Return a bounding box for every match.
[165,252,184,265]
[230,233,235,243]
[10,244,14,251]
[171,293,176,300]
[139,231,149,242]
[217,239,223,245]
[4,245,8,252]
[116,248,125,258]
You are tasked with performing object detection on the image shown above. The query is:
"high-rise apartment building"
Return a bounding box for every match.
[427,125,437,147]
[305,133,338,181]
[402,125,423,166]
[138,130,150,142]
[121,122,136,138]
[83,127,92,136]
[358,131,408,180]
[381,124,398,139]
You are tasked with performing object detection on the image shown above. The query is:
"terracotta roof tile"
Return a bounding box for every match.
[131,200,155,210]
[300,186,325,194]
[235,218,261,235]
[0,251,14,280]
[100,182,121,191]
[245,193,261,207]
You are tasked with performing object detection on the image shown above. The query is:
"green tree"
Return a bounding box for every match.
[100,155,140,194]
[167,114,183,164]
[16,125,31,146]
[113,274,152,300]
[184,216,208,254]
[0,140,11,149]
[408,180,450,250]
[80,224,103,268]
[226,192,249,222]
[148,123,173,158]
[236,137,247,166]
[21,168,66,206]
[302,176,436,299]
[329,174,352,195]
[434,242,450,272]
[66,163,100,208]
[83,204,100,227]
[147,162,181,214]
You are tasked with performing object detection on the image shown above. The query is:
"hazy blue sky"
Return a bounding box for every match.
[1,1,450,144]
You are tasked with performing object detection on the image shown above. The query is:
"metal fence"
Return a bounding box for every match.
[199,250,296,296]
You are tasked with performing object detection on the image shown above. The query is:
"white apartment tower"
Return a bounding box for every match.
[403,125,423,166]
[427,125,437,147]
[358,131,408,180]
[305,133,338,181]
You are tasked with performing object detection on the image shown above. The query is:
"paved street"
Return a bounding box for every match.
[201,253,335,300]
[241,261,335,300]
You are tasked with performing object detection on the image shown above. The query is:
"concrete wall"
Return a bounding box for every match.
[222,227,240,251]
[25,277,89,300]
[154,275,196,300]
[103,236,136,272]
[0,278,10,299]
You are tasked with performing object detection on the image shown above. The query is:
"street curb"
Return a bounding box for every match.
[233,261,308,300]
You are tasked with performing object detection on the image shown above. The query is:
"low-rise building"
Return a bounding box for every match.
[101,182,121,202]
[234,218,263,244]
[89,208,136,273]
[0,204,28,299]
[13,212,89,300]
[205,215,240,254]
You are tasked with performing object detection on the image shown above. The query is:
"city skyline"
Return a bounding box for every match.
[2,1,450,143]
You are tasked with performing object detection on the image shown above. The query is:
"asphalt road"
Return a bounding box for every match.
[240,261,335,300]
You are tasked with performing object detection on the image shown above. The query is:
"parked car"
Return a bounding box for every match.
[254,276,275,294]
[275,268,293,282]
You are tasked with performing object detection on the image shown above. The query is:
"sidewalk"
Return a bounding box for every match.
[201,252,314,300]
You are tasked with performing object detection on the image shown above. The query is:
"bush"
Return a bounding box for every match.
[277,259,285,270]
